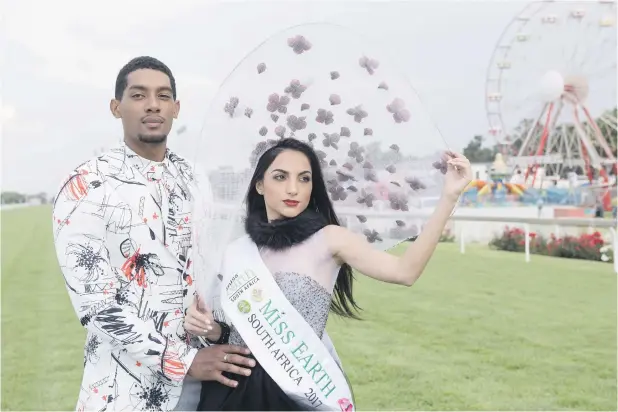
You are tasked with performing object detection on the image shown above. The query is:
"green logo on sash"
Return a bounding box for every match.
[238,300,251,313]
[251,288,263,302]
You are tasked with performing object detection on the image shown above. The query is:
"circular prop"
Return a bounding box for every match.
[192,23,450,299]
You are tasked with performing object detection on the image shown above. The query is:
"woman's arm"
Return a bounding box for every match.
[324,194,457,286]
[324,152,471,287]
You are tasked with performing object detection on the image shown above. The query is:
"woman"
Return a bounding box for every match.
[185,137,472,410]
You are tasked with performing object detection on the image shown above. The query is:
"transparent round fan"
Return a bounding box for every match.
[191,23,451,302]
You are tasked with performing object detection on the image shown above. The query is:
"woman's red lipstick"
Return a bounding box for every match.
[283,200,299,207]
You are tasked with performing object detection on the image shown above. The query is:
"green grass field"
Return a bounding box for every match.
[2,206,616,411]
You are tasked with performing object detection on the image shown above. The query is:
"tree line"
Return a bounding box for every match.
[1,191,49,205]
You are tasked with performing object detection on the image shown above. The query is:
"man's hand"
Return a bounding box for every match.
[188,345,256,387]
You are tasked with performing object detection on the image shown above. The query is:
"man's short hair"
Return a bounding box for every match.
[114,56,176,100]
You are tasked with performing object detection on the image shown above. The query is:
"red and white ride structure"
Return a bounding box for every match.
[485,0,617,208]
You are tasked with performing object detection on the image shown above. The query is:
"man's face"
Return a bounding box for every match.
[110,69,179,145]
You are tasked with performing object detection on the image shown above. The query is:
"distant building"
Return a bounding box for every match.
[208,166,253,202]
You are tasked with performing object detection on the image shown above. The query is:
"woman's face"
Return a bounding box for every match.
[257,149,313,220]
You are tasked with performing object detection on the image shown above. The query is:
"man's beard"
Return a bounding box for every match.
[138,134,167,144]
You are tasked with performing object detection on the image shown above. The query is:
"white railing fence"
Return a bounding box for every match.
[449,215,616,271]
[336,211,618,274]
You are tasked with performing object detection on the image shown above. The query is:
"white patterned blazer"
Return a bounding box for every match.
[53,144,202,411]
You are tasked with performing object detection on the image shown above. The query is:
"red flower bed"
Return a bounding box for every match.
[489,226,613,263]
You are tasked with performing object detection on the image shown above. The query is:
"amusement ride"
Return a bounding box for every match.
[480,0,616,211]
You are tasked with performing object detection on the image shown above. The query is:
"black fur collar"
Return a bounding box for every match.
[245,208,328,251]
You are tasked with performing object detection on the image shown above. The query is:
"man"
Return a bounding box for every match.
[52,56,254,411]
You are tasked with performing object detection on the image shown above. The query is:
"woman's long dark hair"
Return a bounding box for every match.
[246,138,362,319]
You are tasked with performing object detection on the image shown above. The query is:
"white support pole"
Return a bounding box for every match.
[524,224,531,263]
[459,224,465,254]
[611,227,617,275]
[554,224,560,238]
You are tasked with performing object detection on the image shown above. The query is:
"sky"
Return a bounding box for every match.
[1,0,614,194]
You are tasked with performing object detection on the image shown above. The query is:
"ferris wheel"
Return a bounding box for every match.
[485,0,617,187]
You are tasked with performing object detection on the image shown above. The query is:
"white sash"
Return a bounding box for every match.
[220,235,355,411]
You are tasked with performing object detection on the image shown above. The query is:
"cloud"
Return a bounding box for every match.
[1,103,16,124]
[3,0,209,90]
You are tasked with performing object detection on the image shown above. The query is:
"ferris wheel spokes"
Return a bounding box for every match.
[516,96,616,186]
[516,101,549,158]
[539,99,565,157]
[573,106,603,168]
[523,101,560,185]
[485,0,616,193]
[580,104,616,160]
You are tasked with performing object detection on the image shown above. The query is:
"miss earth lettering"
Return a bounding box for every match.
[259,300,337,399]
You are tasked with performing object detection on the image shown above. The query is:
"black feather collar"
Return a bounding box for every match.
[245,209,328,251]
